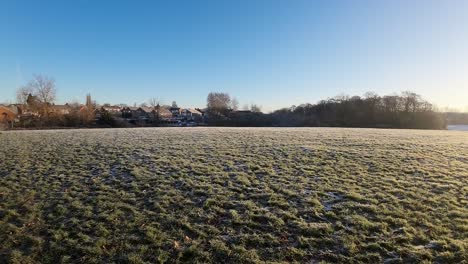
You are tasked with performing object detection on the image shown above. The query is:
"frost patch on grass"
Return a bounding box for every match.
[322,192,345,211]
[108,164,135,182]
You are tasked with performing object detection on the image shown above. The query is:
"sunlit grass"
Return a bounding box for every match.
[0,128,467,263]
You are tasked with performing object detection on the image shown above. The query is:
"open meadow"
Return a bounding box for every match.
[0,127,467,263]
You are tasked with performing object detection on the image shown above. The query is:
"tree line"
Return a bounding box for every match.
[14,75,100,128]
[445,112,468,125]
[205,91,446,129]
[7,75,447,129]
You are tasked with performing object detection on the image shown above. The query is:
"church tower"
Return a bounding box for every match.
[86,94,92,108]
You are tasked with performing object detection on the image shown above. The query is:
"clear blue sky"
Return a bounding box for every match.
[1,0,468,112]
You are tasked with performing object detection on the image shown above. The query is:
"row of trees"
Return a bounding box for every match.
[205,92,262,125]
[445,112,468,125]
[13,75,179,128]
[9,75,446,129]
[14,75,111,128]
[205,91,446,129]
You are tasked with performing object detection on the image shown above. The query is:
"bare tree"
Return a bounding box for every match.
[401,91,422,113]
[16,86,33,105]
[250,104,262,113]
[23,75,56,119]
[68,99,81,110]
[207,92,231,114]
[148,98,161,122]
[148,98,160,108]
[231,97,239,111]
[30,75,56,105]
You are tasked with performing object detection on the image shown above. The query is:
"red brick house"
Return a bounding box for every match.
[0,105,19,128]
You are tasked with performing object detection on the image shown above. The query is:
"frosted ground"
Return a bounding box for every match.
[448,125,468,131]
[0,127,467,263]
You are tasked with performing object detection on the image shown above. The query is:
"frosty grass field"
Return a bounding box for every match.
[0,127,467,263]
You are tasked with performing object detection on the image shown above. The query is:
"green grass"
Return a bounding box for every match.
[0,127,467,263]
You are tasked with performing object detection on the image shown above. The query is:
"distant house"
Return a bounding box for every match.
[142,106,181,121]
[78,105,89,113]
[0,105,19,128]
[139,106,155,115]
[102,105,121,114]
[182,108,202,116]
[121,107,133,118]
[120,106,153,121]
[49,104,72,115]
[96,105,121,121]
[169,107,182,117]
[181,108,203,121]
[158,107,173,120]
[195,108,206,116]
[0,105,18,121]
[120,105,187,125]
[19,94,41,116]
[135,107,152,120]
[26,94,40,107]
[119,107,142,119]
